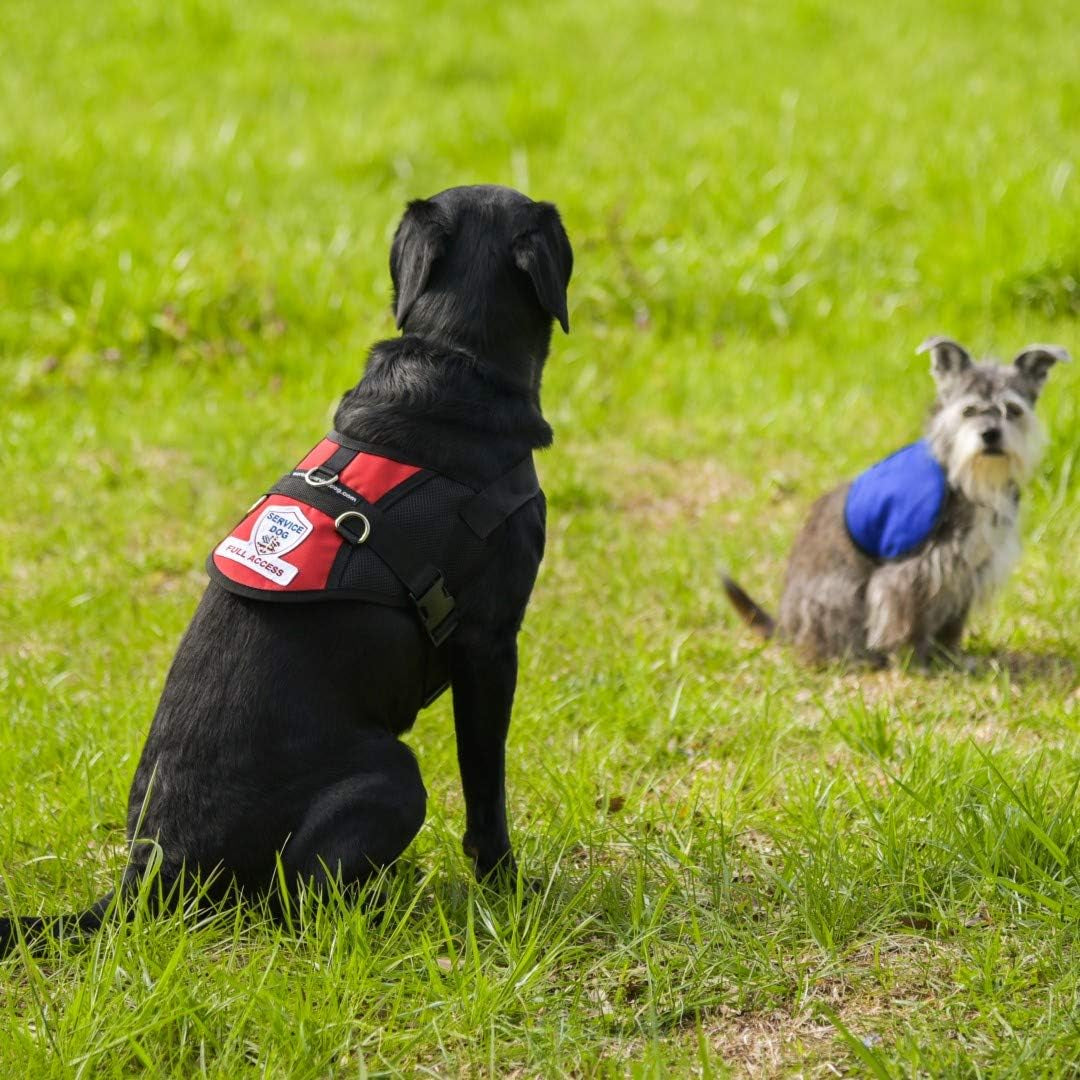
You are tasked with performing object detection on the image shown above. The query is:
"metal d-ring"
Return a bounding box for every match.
[303,466,339,487]
[335,510,370,545]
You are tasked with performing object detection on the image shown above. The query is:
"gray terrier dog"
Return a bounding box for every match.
[724,336,1068,666]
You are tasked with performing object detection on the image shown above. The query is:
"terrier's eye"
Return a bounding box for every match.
[962,405,978,418]
[1005,402,1023,420]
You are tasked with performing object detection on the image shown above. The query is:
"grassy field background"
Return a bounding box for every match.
[2,0,1079,1074]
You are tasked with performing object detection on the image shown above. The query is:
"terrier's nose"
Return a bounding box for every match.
[982,427,1002,448]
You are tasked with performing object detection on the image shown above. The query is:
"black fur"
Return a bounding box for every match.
[1,185,572,956]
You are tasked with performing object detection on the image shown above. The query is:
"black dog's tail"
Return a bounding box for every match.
[721,575,776,639]
[0,893,115,958]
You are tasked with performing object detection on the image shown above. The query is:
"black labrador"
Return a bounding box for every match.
[1,184,572,953]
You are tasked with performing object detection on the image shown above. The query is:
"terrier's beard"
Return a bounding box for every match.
[952,451,1015,507]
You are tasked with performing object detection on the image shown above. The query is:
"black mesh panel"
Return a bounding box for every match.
[334,475,493,602]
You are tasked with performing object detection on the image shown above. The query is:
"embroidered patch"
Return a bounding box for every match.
[252,505,312,556]
[215,503,313,585]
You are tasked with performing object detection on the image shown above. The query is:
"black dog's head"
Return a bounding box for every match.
[390,185,573,392]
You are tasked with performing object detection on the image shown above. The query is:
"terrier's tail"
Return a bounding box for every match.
[721,575,776,639]
[0,893,115,958]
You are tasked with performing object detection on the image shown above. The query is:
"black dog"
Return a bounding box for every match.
[1,184,572,953]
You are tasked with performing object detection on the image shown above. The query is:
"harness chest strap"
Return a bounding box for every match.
[458,456,541,539]
[209,433,540,646]
[269,470,462,643]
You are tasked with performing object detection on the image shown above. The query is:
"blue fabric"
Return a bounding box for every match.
[844,440,947,560]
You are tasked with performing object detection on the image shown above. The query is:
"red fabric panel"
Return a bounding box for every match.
[339,452,421,503]
[211,437,423,596]
[213,494,342,593]
[295,438,339,472]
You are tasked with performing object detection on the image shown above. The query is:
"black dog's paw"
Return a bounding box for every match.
[462,837,538,892]
[466,845,514,882]
[477,862,543,897]
[471,858,544,897]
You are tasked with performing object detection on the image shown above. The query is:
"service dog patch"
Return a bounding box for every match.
[252,505,312,558]
[215,503,314,585]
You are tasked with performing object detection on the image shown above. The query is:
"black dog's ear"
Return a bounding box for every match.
[1012,344,1070,399]
[917,335,972,386]
[390,199,453,329]
[512,202,573,333]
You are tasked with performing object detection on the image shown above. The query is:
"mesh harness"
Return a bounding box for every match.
[208,431,540,649]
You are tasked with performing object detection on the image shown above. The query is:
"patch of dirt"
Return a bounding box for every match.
[571,444,751,529]
[707,1008,838,1077]
[704,936,962,1076]
[616,457,748,528]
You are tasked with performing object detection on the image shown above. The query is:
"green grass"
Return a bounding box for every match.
[2,0,1079,1074]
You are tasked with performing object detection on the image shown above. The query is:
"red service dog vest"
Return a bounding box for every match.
[208,431,540,648]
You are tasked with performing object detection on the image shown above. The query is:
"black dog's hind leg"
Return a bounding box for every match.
[278,734,427,896]
[450,635,520,881]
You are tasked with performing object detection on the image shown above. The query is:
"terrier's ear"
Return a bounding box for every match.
[390,199,453,329]
[512,202,574,333]
[918,335,972,386]
[1012,344,1070,399]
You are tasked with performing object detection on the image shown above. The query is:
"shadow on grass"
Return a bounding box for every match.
[979,649,1077,685]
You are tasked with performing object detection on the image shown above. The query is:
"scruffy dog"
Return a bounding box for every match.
[1,185,572,954]
[724,336,1068,666]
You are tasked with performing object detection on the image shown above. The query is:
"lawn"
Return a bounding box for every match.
[2,0,1079,1074]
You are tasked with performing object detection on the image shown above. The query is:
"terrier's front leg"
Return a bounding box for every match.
[930,607,977,672]
[864,567,920,661]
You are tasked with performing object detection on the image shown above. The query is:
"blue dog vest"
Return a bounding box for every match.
[844,440,947,560]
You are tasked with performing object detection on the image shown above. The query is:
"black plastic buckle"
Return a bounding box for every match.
[411,574,458,646]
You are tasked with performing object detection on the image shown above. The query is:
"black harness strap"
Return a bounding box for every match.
[270,473,458,645]
[302,443,357,487]
[271,474,363,517]
[459,457,540,539]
